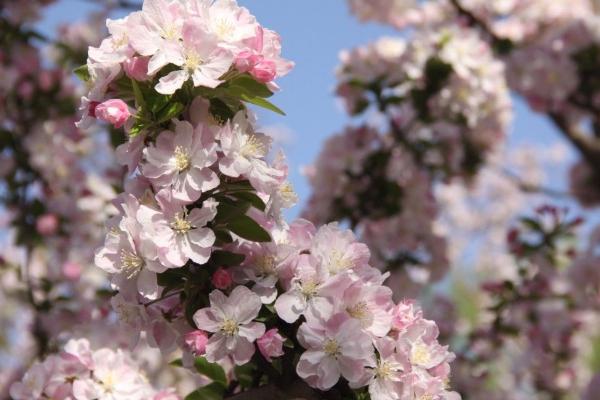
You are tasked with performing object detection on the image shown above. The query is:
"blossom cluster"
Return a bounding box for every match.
[80,0,458,398]
[0,3,122,393]
[303,125,448,297]
[335,28,511,178]
[448,206,600,398]
[10,338,178,400]
[304,26,510,295]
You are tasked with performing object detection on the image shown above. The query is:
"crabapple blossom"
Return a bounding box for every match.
[94,99,132,128]
[193,286,266,365]
[154,20,234,94]
[211,267,233,289]
[296,310,375,390]
[218,111,283,192]
[142,120,219,202]
[137,193,217,267]
[257,328,285,362]
[10,339,175,400]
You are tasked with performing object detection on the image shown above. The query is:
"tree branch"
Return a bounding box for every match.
[549,112,600,176]
[225,381,322,400]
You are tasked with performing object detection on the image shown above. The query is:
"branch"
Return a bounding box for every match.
[549,112,600,176]
[500,168,571,198]
[448,0,501,43]
[225,381,322,400]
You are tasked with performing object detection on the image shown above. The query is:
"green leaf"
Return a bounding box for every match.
[239,93,285,115]
[156,102,185,123]
[214,229,234,245]
[148,93,172,115]
[128,120,145,138]
[73,65,90,82]
[215,200,251,224]
[131,79,146,110]
[229,191,266,211]
[209,98,236,123]
[194,357,228,387]
[227,215,271,242]
[228,74,274,98]
[170,358,183,367]
[210,250,246,267]
[184,382,225,400]
[234,363,257,390]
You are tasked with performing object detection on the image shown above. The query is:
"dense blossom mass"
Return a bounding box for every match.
[327,0,600,398]
[5,0,460,399]
[6,0,600,399]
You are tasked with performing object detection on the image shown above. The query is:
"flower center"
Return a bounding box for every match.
[113,34,128,49]
[120,249,144,279]
[300,280,319,298]
[279,182,297,204]
[241,134,266,158]
[173,145,191,172]
[375,361,394,380]
[328,249,352,274]
[171,213,192,234]
[411,343,431,366]
[213,17,235,40]
[221,319,239,336]
[256,255,276,276]
[184,50,204,72]
[323,338,340,357]
[347,301,369,321]
[101,372,115,393]
[161,25,179,40]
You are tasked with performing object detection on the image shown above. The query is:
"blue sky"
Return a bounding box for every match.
[39,0,575,219]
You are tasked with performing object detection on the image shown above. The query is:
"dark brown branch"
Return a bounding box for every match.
[549,112,600,176]
[225,381,321,400]
[448,0,500,43]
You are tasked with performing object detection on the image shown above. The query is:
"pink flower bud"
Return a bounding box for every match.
[184,330,209,356]
[62,261,82,281]
[124,56,150,81]
[257,328,285,362]
[95,99,131,128]
[211,268,233,290]
[234,51,255,73]
[36,213,59,236]
[250,59,277,83]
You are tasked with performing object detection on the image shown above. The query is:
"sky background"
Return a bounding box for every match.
[39,0,575,220]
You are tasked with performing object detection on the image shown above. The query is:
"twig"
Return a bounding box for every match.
[500,168,571,198]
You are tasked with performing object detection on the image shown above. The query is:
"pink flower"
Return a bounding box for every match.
[193,286,265,365]
[310,223,371,277]
[184,330,209,356]
[95,99,131,129]
[212,267,233,290]
[9,363,48,400]
[142,120,219,202]
[336,281,394,337]
[249,58,277,83]
[396,319,454,371]
[274,254,349,323]
[257,328,285,362]
[128,0,185,74]
[296,311,374,390]
[62,261,82,281]
[36,213,59,235]
[123,56,150,81]
[367,338,404,400]
[218,112,283,192]
[137,192,217,267]
[154,19,233,94]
